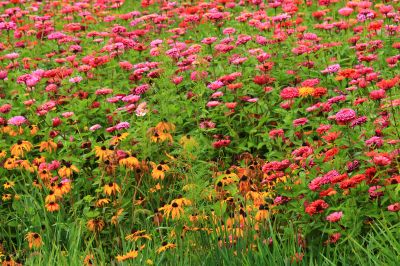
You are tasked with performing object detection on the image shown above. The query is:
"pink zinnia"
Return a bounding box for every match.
[338,7,353,16]
[369,89,385,100]
[8,116,27,126]
[293,118,308,127]
[206,101,221,108]
[89,124,102,131]
[115,122,130,130]
[326,211,343,222]
[335,108,356,124]
[387,203,400,212]
[280,87,299,99]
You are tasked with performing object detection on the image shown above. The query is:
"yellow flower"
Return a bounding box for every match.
[96,198,110,207]
[2,194,12,201]
[94,146,113,161]
[45,201,60,212]
[10,140,33,157]
[29,124,39,135]
[298,86,315,97]
[25,232,43,249]
[116,249,138,262]
[58,163,79,178]
[111,208,124,225]
[156,242,176,253]
[155,121,175,132]
[159,202,184,220]
[39,140,58,153]
[125,230,152,242]
[110,132,129,145]
[255,205,269,221]
[119,156,139,169]
[87,219,105,232]
[103,182,121,196]
[3,181,15,189]
[0,149,6,158]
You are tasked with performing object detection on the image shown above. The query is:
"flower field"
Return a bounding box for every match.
[1,0,400,265]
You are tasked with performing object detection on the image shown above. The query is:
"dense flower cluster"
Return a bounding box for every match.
[0,0,399,265]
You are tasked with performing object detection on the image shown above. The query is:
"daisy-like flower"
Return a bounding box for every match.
[87,218,105,232]
[94,146,113,161]
[116,249,139,262]
[156,242,176,253]
[125,230,152,242]
[10,140,33,157]
[103,182,121,196]
[3,181,15,189]
[326,211,343,222]
[119,156,140,169]
[39,140,58,153]
[8,116,27,126]
[255,205,269,221]
[25,232,43,249]
[159,202,184,220]
[45,201,60,212]
[96,198,111,207]
[58,162,79,178]
[298,86,315,97]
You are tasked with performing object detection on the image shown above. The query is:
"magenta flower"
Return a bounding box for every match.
[335,108,356,124]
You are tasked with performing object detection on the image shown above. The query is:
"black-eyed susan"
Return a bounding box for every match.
[3,157,17,170]
[116,249,138,262]
[25,232,43,249]
[53,181,71,197]
[155,120,176,132]
[58,162,79,178]
[150,161,169,180]
[87,218,105,232]
[45,201,60,212]
[10,140,33,157]
[32,155,46,166]
[255,205,269,221]
[159,202,184,220]
[119,156,139,169]
[111,208,124,225]
[0,149,6,158]
[156,242,176,253]
[125,230,152,242]
[29,125,39,135]
[83,254,95,266]
[3,181,15,189]
[38,168,52,182]
[45,191,57,203]
[149,183,162,193]
[110,132,129,145]
[94,146,112,161]
[2,194,12,201]
[95,198,110,207]
[39,139,58,153]
[171,196,192,207]
[103,182,121,196]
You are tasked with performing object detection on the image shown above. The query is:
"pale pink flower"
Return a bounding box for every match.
[326,212,343,222]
